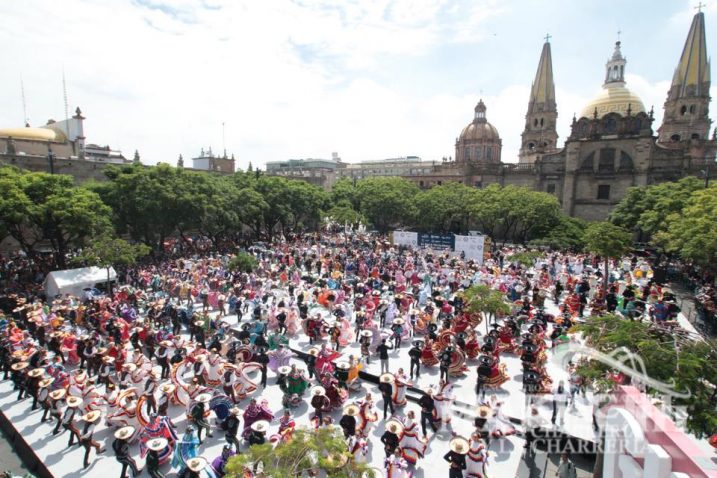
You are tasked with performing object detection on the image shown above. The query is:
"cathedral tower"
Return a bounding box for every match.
[519,37,559,164]
[658,11,711,144]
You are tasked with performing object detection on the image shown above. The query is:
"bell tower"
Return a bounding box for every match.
[519,36,559,164]
[658,10,711,144]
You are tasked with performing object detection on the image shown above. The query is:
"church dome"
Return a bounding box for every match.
[0,127,64,142]
[455,99,502,163]
[580,41,646,119]
[580,85,646,119]
[459,100,501,141]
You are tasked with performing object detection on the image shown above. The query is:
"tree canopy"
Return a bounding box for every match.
[224,426,375,478]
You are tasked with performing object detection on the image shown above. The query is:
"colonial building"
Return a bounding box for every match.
[299,10,715,221]
[0,108,132,181]
[189,147,236,174]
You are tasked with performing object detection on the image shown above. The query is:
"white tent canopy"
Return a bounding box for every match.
[43,266,117,298]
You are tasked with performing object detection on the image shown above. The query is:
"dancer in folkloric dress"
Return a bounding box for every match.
[399,410,427,465]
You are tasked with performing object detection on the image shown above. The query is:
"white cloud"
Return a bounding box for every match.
[0,0,708,172]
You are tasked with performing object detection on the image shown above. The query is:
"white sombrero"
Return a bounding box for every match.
[449,436,469,454]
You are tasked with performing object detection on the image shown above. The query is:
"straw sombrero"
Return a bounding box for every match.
[359,330,372,338]
[122,363,137,372]
[81,410,102,423]
[393,318,405,326]
[11,362,28,371]
[307,348,319,357]
[343,404,360,416]
[385,419,404,435]
[477,405,492,418]
[450,437,469,454]
[160,383,176,395]
[147,437,168,451]
[28,368,44,378]
[230,407,241,416]
[379,373,394,384]
[311,386,326,396]
[102,356,115,363]
[114,426,135,440]
[277,366,292,375]
[187,457,208,472]
[49,389,66,400]
[66,396,83,408]
[195,393,211,403]
[336,361,350,370]
[251,420,269,433]
[38,377,55,388]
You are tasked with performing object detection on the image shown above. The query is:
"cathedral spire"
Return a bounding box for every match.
[658,11,712,144]
[519,37,559,164]
[671,10,710,98]
[529,37,556,110]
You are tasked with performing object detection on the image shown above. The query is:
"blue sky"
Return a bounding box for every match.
[0,0,714,168]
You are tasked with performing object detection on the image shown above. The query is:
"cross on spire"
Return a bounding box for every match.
[544,33,551,43]
[695,2,705,12]
[617,29,621,42]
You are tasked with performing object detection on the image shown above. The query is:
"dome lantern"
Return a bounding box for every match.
[474,99,487,122]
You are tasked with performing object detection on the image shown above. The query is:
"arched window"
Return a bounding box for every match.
[681,105,687,115]
[599,148,615,171]
[689,105,696,114]
[671,133,681,142]
[528,142,536,152]
[475,147,482,159]
[540,118,544,127]
[691,133,700,140]
[487,147,493,160]
[619,151,633,170]
[580,152,595,170]
[533,118,538,127]
[464,147,471,161]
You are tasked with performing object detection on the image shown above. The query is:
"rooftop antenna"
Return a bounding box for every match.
[20,76,29,126]
[222,121,226,157]
[62,69,70,138]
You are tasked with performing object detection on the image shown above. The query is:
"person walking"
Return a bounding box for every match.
[556,452,578,478]
[408,341,421,379]
[419,388,438,438]
[79,410,105,469]
[551,380,569,427]
[113,426,141,478]
[376,339,392,374]
[379,373,395,419]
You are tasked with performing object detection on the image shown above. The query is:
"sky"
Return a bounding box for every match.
[0,0,716,169]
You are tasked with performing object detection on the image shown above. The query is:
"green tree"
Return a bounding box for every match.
[529,215,586,250]
[658,186,717,268]
[355,177,419,232]
[228,252,258,273]
[583,222,632,289]
[72,236,151,293]
[0,169,112,267]
[610,177,703,241]
[324,200,366,227]
[414,182,479,233]
[461,284,510,333]
[224,427,375,478]
[330,177,360,210]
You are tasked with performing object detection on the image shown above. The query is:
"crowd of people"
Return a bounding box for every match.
[0,232,685,478]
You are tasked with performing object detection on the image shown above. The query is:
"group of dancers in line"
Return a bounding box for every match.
[0,236,625,477]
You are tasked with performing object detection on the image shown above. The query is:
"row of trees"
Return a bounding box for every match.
[0,165,589,264]
[610,177,717,267]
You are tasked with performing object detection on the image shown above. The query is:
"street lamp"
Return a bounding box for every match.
[47,144,56,175]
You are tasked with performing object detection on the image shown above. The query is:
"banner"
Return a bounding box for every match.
[454,234,485,264]
[392,231,418,247]
[417,233,455,250]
